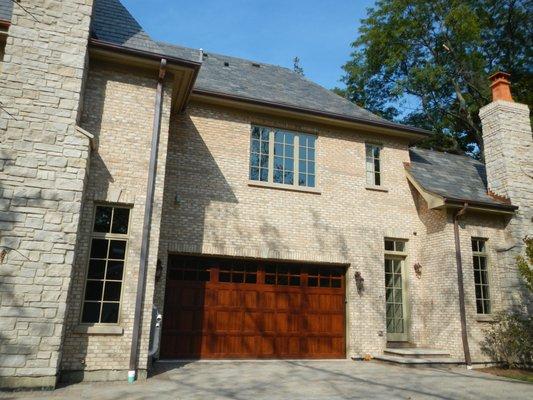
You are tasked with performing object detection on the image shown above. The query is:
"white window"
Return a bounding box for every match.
[366,143,381,186]
[472,238,491,314]
[249,125,316,188]
[81,205,130,324]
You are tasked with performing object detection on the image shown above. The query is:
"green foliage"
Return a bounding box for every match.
[517,236,533,292]
[338,0,533,156]
[293,57,304,76]
[481,311,533,368]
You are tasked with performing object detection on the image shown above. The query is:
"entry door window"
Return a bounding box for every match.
[385,258,404,335]
[384,239,408,341]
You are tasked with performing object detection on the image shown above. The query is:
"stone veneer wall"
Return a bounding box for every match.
[149,102,517,362]
[0,0,93,389]
[479,100,532,310]
[60,62,172,380]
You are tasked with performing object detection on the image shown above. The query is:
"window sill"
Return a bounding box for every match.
[74,324,124,335]
[475,314,495,322]
[248,180,321,194]
[365,185,389,193]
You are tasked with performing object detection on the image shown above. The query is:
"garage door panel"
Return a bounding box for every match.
[161,255,345,359]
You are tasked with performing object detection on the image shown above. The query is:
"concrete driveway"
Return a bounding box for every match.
[1,360,532,400]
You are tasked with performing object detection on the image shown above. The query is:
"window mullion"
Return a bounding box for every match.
[294,135,300,187]
[268,129,274,183]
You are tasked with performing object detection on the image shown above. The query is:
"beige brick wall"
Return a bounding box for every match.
[153,102,473,358]
[0,0,93,388]
[61,62,172,376]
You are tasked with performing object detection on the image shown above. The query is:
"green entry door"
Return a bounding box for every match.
[385,257,408,342]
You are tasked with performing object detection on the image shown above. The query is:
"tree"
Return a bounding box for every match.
[293,56,305,76]
[517,236,533,292]
[337,0,532,156]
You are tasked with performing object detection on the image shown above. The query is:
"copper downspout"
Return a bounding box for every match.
[129,58,167,381]
[453,203,472,367]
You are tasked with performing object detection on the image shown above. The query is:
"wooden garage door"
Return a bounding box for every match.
[160,255,346,359]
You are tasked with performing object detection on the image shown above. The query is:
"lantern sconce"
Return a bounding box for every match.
[414,262,422,279]
[354,271,365,293]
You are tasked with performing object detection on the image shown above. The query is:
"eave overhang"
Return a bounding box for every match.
[88,38,201,113]
[405,169,517,215]
[191,89,431,143]
[0,19,9,33]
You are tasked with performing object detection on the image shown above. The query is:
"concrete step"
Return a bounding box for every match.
[384,348,451,358]
[386,341,417,349]
[374,354,464,367]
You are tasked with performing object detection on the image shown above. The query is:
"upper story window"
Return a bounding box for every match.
[365,143,381,186]
[81,205,131,324]
[249,125,316,188]
[472,238,491,314]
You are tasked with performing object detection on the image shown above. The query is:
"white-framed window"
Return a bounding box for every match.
[249,125,316,188]
[472,238,491,314]
[81,205,131,324]
[366,143,381,186]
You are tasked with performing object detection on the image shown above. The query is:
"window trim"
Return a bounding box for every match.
[471,237,491,315]
[248,125,318,189]
[365,142,383,187]
[79,204,132,326]
[384,238,408,257]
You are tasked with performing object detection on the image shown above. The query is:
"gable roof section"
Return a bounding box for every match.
[158,41,430,136]
[88,0,429,137]
[407,148,516,211]
[0,0,13,24]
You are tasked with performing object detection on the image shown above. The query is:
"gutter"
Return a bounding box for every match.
[89,38,201,70]
[128,58,167,383]
[453,203,472,368]
[192,89,432,138]
[444,197,518,212]
[0,19,10,31]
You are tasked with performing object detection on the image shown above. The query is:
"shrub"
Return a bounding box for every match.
[480,311,533,368]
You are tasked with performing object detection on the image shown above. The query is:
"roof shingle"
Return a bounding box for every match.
[408,148,512,208]
[0,0,13,22]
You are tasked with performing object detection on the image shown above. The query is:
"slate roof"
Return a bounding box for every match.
[0,0,13,22]
[158,43,391,124]
[87,0,429,134]
[408,148,514,208]
[6,0,507,209]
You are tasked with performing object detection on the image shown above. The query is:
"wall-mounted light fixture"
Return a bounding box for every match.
[354,271,364,293]
[414,262,422,278]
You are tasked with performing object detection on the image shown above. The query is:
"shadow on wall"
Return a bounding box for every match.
[0,149,48,371]
[90,0,155,50]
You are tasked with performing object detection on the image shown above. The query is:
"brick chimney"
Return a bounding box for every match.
[479,72,533,308]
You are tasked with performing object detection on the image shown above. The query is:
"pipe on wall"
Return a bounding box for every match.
[453,202,472,367]
[129,58,167,382]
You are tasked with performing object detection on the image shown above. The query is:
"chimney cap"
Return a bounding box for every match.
[489,71,513,102]
[489,71,511,81]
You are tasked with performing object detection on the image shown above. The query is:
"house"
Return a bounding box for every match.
[0,0,531,390]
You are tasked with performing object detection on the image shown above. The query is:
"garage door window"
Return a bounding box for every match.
[265,265,301,286]
[219,262,257,283]
[168,257,211,282]
[308,267,343,288]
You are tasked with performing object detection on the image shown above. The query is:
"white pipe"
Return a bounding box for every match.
[148,311,163,357]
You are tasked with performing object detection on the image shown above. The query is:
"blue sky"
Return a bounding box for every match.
[122,0,375,90]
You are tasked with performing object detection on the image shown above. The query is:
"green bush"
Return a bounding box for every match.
[480,312,533,368]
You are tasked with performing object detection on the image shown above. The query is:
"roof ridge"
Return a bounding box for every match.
[410,147,483,164]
